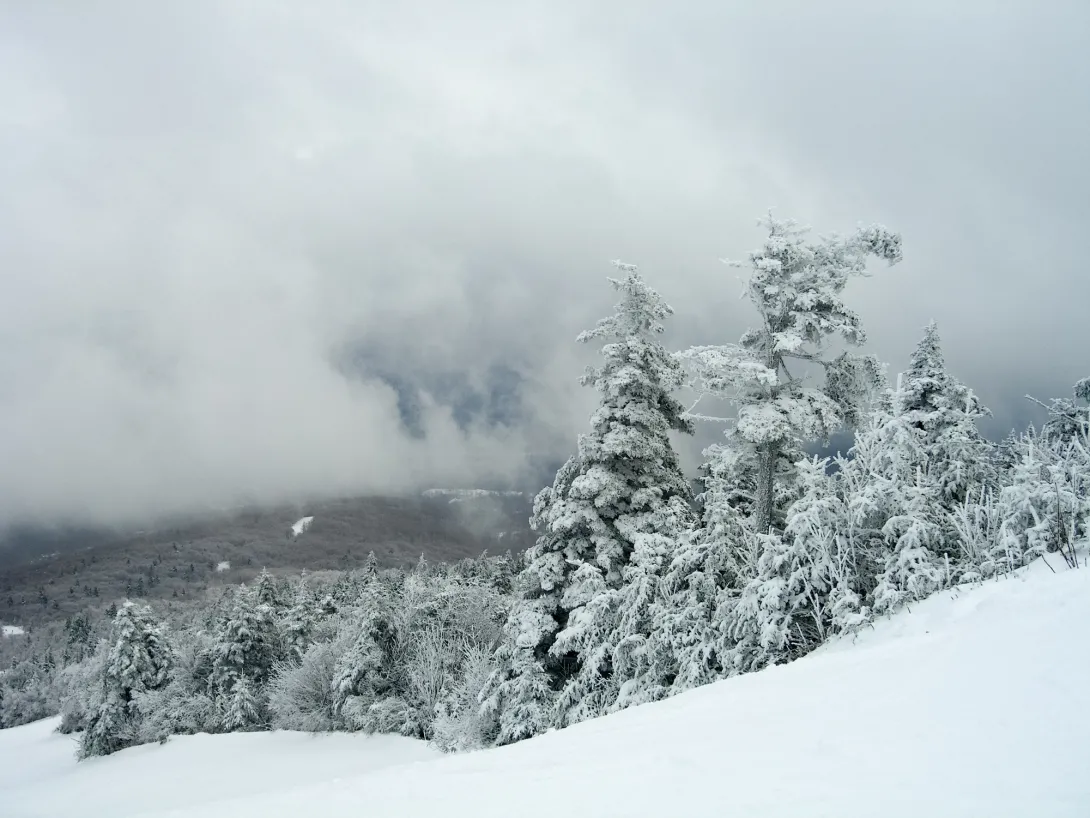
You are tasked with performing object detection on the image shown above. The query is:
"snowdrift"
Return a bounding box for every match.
[2,558,1088,818]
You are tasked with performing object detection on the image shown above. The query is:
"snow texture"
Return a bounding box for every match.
[2,557,1087,817]
[214,561,231,573]
[0,723,437,818]
[2,624,25,637]
[291,516,314,537]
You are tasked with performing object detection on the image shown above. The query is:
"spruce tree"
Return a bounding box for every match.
[994,383,1090,573]
[281,576,316,664]
[850,322,993,605]
[683,215,902,536]
[79,602,172,758]
[890,321,994,507]
[659,214,900,689]
[222,675,262,731]
[211,587,279,705]
[483,262,692,738]
[254,568,284,610]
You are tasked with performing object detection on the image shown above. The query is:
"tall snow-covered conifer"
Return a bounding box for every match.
[888,321,993,507]
[657,215,900,687]
[683,214,903,536]
[847,322,993,608]
[481,262,692,739]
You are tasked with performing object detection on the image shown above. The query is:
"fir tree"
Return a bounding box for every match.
[281,575,317,664]
[683,214,902,536]
[79,602,172,758]
[255,568,284,610]
[891,321,994,507]
[222,675,262,731]
[848,323,993,604]
[484,262,692,737]
[660,214,900,689]
[211,587,280,699]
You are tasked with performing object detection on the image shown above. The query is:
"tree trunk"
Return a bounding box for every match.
[755,444,776,535]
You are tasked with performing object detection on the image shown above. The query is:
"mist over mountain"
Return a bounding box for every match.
[1,2,1088,529]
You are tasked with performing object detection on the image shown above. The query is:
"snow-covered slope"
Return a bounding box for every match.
[290,516,313,537]
[0,723,437,818]
[2,559,1088,818]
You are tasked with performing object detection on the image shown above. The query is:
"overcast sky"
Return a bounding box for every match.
[1,1,1088,527]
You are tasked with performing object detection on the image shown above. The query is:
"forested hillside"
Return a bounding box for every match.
[0,493,533,634]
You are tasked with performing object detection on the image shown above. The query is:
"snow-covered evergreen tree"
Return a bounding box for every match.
[1036,377,1090,446]
[845,322,993,606]
[683,214,902,536]
[281,575,317,664]
[210,587,280,723]
[722,457,871,673]
[133,628,219,742]
[483,262,693,739]
[888,321,994,508]
[478,599,559,745]
[79,602,172,758]
[993,385,1090,572]
[254,568,285,611]
[872,468,949,613]
[659,215,900,688]
[222,675,262,732]
[331,611,401,730]
[432,642,500,752]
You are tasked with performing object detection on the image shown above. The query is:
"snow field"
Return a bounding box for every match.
[2,556,1086,818]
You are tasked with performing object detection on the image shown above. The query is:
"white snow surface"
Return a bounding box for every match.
[213,561,230,573]
[0,723,437,818]
[290,516,314,536]
[3,558,1089,818]
[1,624,25,636]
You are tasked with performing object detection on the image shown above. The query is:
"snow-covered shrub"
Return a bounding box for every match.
[133,629,219,743]
[432,642,500,752]
[55,647,107,734]
[266,639,345,732]
[0,659,58,728]
[344,696,418,736]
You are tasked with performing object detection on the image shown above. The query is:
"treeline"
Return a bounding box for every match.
[2,212,1085,756]
[1,554,519,752]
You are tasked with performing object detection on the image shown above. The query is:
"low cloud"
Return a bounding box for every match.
[1,2,1087,526]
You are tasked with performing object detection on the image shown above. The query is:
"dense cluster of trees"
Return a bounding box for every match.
[2,213,1085,757]
[2,556,517,751]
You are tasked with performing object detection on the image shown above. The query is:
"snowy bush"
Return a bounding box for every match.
[432,642,500,752]
[0,659,59,729]
[267,639,344,732]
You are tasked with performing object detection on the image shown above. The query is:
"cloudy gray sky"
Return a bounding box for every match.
[1,1,1087,527]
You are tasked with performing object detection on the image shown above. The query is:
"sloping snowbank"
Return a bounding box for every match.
[0,721,438,818]
[290,516,314,536]
[3,558,1088,818]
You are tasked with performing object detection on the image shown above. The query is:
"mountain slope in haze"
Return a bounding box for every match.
[2,556,1086,818]
[0,493,534,630]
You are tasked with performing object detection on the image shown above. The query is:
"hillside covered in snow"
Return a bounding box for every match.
[2,557,1087,818]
